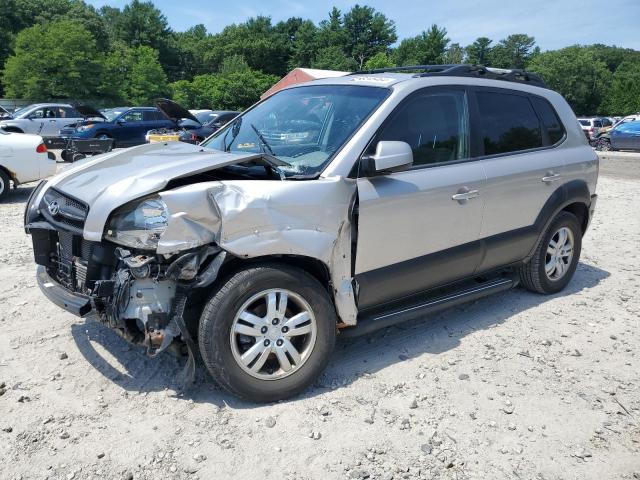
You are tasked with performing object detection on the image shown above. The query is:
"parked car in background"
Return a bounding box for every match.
[60,106,175,148]
[0,105,11,119]
[0,103,85,137]
[25,65,598,402]
[596,120,640,151]
[613,114,640,127]
[0,130,56,200]
[147,99,239,144]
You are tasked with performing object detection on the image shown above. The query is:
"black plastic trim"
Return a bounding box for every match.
[343,277,515,338]
[37,265,92,317]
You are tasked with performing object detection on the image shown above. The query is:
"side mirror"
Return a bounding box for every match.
[363,141,413,175]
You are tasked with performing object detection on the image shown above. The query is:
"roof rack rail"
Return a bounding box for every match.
[349,64,547,88]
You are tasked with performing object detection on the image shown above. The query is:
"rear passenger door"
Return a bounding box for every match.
[355,87,486,309]
[473,88,567,272]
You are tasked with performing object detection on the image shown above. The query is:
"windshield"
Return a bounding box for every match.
[195,111,218,124]
[12,106,35,118]
[103,109,125,122]
[202,85,389,176]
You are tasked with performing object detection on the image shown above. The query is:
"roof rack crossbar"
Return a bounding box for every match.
[349,64,547,88]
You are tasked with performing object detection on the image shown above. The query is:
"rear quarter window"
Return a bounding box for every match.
[476,90,542,155]
[530,96,566,145]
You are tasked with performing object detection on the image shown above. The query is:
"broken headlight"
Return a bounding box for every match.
[105,196,169,250]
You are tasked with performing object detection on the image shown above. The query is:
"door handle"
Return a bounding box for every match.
[541,173,562,183]
[452,189,480,202]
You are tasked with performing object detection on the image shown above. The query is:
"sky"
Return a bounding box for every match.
[85,0,640,51]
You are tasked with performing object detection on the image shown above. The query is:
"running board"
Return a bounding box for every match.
[341,277,516,338]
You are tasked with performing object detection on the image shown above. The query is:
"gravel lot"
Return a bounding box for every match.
[0,154,639,480]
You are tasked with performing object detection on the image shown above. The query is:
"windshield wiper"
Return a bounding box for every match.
[250,123,277,157]
[250,123,293,181]
[222,116,242,152]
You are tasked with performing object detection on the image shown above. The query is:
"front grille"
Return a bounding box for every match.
[40,188,89,234]
[49,231,97,294]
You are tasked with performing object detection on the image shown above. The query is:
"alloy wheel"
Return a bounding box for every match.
[229,289,317,380]
[545,226,574,281]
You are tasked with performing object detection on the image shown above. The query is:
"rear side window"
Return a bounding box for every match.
[476,91,542,155]
[376,89,469,166]
[143,110,161,121]
[530,96,566,145]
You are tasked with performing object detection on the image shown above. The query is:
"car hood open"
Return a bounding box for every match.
[74,105,107,119]
[39,141,272,241]
[155,98,200,124]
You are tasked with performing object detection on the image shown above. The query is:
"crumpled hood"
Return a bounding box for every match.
[40,141,262,241]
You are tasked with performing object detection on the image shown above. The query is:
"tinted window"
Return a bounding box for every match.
[477,91,542,155]
[578,120,590,126]
[143,110,160,121]
[530,96,565,145]
[62,107,80,118]
[377,90,469,166]
[593,120,602,128]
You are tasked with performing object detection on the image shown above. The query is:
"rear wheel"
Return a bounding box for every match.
[198,264,336,402]
[519,211,582,294]
[0,170,10,200]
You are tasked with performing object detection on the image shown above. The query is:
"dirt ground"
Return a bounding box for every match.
[0,155,639,480]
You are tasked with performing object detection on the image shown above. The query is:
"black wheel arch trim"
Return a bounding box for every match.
[525,179,592,261]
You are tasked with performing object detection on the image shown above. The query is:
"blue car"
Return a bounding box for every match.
[596,120,640,151]
[60,106,175,148]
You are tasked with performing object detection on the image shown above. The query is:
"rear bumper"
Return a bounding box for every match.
[37,265,92,317]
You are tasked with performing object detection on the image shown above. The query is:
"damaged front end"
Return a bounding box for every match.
[27,186,229,382]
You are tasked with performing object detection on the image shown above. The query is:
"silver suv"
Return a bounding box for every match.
[25,65,598,402]
[0,103,84,137]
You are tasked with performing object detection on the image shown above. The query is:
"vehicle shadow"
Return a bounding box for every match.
[70,261,610,408]
[2,184,34,205]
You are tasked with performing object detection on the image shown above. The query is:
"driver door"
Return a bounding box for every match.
[355,87,486,309]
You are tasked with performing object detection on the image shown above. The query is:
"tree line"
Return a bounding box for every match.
[1,0,639,115]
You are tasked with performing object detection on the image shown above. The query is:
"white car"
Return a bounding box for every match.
[0,130,57,200]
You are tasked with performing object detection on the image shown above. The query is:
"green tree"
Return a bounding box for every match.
[171,70,279,110]
[343,5,397,69]
[443,43,465,64]
[101,44,168,104]
[489,34,537,69]
[394,24,449,66]
[529,46,612,115]
[2,19,103,99]
[288,20,318,69]
[169,24,210,80]
[465,37,493,65]
[363,52,394,70]
[219,54,251,74]
[601,61,640,114]
[201,16,290,76]
[312,46,357,71]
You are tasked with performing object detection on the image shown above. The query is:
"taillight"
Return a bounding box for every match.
[36,142,47,153]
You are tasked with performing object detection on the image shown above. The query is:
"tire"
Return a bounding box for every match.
[0,169,10,201]
[519,211,582,294]
[596,138,613,151]
[198,263,336,402]
[96,133,115,149]
[72,153,86,162]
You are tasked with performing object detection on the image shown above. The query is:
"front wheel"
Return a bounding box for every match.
[198,264,336,402]
[596,138,613,151]
[518,211,582,294]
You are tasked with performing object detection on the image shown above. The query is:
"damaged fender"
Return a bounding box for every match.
[158,177,359,325]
